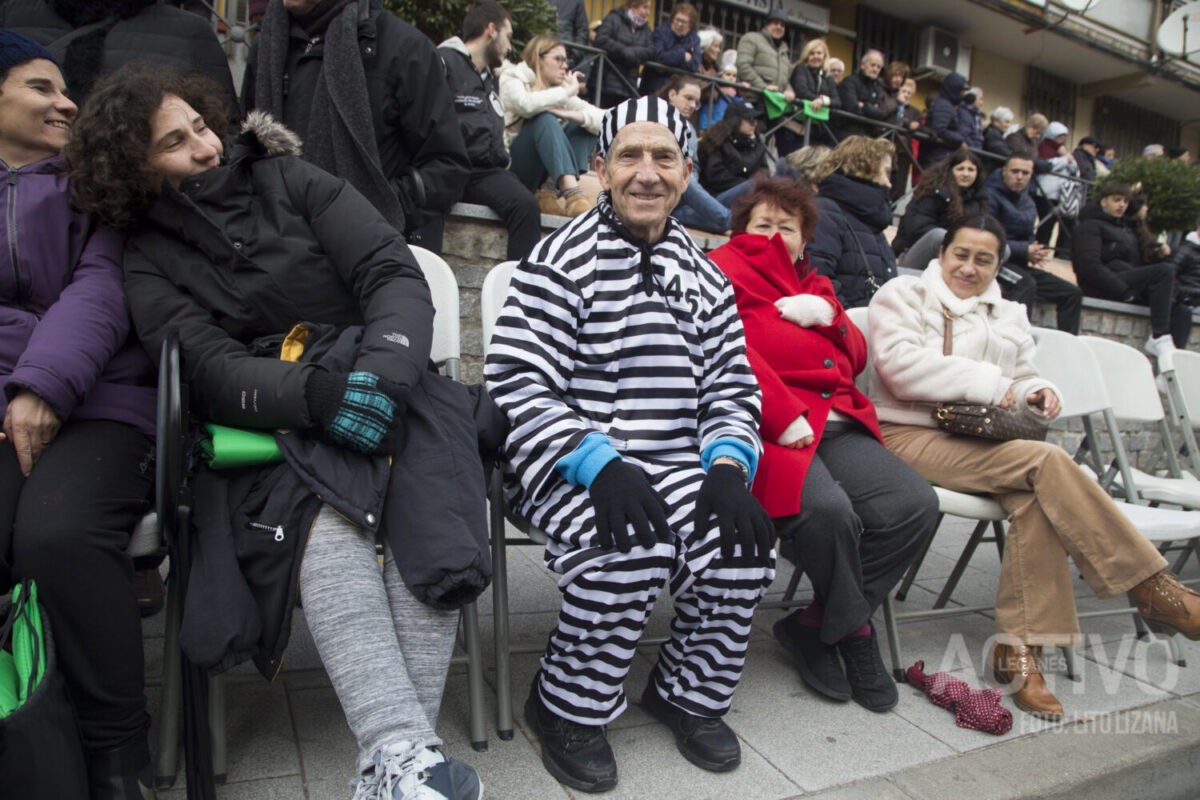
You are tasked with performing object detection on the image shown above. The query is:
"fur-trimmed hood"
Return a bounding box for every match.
[236,111,304,158]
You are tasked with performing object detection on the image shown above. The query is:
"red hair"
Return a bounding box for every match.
[730,178,820,245]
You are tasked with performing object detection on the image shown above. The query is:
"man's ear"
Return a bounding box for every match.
[683,156,693,184]
[595,153,609,190]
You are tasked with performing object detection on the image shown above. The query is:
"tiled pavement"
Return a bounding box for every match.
[143,514,1200,799]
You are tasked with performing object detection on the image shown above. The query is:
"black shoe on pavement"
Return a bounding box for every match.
[772,613,851,702]
[640,682,741,772]
[524,674,618,793]
[837,627,899,712]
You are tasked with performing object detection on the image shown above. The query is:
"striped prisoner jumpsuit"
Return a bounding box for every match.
[485,194,774,725]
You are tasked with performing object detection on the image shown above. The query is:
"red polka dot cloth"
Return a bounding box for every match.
[906,660,1013,735]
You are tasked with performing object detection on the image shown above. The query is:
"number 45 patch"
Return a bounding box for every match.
[663,275,701,316]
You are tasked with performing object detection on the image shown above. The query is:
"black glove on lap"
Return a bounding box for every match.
[588,459,673,552]
[694,463,775,564]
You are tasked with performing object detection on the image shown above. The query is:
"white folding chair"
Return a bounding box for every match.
[1159,348,1200,480]
[1032,328,1200,665]
[847,307,1025,680]
[1073,334,1200,507]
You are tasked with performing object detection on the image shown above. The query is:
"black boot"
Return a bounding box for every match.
[524,673,618,793]
[640,681,741,772]
[837,627,898,712]
[773,612,851,702]
[85,736,156,799]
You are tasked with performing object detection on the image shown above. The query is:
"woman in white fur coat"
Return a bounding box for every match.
[866,214,1200,721]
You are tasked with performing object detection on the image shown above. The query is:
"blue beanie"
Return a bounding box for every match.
[0,30,59,78]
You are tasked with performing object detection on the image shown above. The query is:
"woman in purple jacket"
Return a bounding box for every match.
[0,32,158,799]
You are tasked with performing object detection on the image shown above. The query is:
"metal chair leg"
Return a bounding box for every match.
[154,570,183,789]
[208,672,227,784]
[1061,645,1079,681]
[461,601,488,751]
[933,520,990,609]
[881,595,904,682]
[896,513,942,601]
[489,474,514,740]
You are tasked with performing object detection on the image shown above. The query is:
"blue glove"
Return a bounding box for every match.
[305,370,405,454]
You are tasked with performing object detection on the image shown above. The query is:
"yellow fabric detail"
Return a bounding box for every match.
[280,324,310,363]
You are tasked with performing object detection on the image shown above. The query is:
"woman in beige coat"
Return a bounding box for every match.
[499,34,604,216]
[867,214,1200,721]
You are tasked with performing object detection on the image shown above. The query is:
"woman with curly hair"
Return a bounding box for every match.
[0,34,159,800]
[68,64,489,799]
[892,149,987,269]
[807,135,897,308]
[498,33,603,216]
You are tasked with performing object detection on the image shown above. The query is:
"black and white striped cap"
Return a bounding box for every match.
[597,96,691,159]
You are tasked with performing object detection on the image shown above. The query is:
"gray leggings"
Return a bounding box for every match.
[299,506,459,772]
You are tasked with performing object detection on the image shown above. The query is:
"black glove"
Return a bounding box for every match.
[694,463,775,564]
[305,370,406,454]
[588,460,673,552]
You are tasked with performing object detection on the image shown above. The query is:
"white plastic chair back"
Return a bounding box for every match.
[1031,327,1111,418]
[1169,349,1200,429]
[845,306,872,395]
[1081,335,1164,423]
[410,246,461,373]
[481,261,518,349]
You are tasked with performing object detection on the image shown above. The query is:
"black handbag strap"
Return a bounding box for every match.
[845,222,881,296]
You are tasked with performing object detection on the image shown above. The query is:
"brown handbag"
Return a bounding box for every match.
[932,307,1048,442]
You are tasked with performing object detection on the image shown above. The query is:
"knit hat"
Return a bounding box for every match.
[598,96,690,159]
[766,7,789,23]
[0,30,58,78]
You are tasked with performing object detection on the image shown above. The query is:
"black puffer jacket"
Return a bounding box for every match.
[593,8,653,102]
[809,172,897,308]
[921,72,966,167]
[789,63,841,110]
[242,4,470,229]
[700,132,767,195]
[438,37,509,170]
[891,182,987,256]
[983,124,1011,160]
[1175,234,1200,305]
[0,0,237,110]
[1071,199,1143,298]
[837,71,888,136]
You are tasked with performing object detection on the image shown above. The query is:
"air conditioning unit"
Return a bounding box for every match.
[915,27,972,80]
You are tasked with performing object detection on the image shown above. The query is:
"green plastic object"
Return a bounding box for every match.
[762,88,790,120]
[199,423,283,469]
[0,581,46,717]
[802,98,830,121]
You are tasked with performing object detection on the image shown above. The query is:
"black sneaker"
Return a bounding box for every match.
[640,682,741,772]
[836,627,898,712]
[772,613,851,702]
[524,675,618,793]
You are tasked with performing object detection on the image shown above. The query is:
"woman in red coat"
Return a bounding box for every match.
[709,178,937,712]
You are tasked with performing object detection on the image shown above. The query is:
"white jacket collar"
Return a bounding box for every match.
[1188,231,1200,247]
[920,259,1003,316]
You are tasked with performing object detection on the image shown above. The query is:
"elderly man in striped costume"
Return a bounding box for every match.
[485,96,774,793]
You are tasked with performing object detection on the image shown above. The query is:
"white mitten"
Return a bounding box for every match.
[775,294,835,328]
[778,414,814,448]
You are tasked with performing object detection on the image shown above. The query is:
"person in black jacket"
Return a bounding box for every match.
[920,71,966,168]
[808,136,898,308]
[69,66,491,800]
[893,150,987,269]
[243,0,470,255]
[788,38,840,144]
[1073,135,1100,185]
[1073,183,1179,356]
[982,106,1014,164]
[639,1,701,97]
[0,0,237,110]
[438,1,540,261]
[698,98,768,196]
[1173,225,1200,347]
[593,0,654,107]
[837,49,887,137]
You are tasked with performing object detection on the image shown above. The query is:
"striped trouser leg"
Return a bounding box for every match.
[538,546,674,725]
[650,558,773,717]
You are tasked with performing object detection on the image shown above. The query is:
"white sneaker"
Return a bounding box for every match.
[1145,333,1177,359]
[359,743,483,800]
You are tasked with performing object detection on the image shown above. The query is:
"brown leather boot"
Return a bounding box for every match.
[535,189,563,216]
[563,191,596,217]
[989,643,1063,720]
[1130,570,1200,640]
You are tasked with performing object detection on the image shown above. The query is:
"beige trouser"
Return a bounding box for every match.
[882,424,1168,646]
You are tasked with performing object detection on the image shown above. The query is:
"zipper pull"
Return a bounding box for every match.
[274,525,285,542]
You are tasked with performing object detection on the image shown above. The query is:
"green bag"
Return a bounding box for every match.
[199,422,284,469]
[0,580,45,717]
[762,89,831,122]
